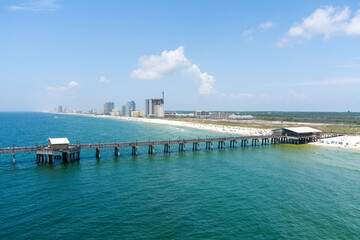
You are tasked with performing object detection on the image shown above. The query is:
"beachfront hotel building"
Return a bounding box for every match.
[145,99,150,116]
[150,98,164,117]
[103,102,115,115]
[125,101,136,116]
[121,105,126,116]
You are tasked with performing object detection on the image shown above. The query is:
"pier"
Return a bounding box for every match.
[0,132,341,165]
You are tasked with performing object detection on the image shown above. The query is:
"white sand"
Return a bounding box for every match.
[310,136,360,150]
[65,113,271,136]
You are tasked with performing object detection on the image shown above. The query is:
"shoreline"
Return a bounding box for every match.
[309,136,360,150]
[58,112,271,136]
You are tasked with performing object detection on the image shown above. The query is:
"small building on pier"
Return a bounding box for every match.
[272,127,322,144]
[48,138,70,150]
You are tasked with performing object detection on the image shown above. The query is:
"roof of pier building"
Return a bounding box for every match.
[283,127,322,134]
[48,138,70,145]
[273,127,322,136]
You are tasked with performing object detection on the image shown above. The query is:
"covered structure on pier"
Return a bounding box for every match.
[48,138,70,150]
[272,127,322,144]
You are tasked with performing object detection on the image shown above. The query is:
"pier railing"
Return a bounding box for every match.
[0,135,276,154]
[0,133,342,164]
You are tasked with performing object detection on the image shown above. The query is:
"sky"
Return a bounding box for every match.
[1,0,360,112]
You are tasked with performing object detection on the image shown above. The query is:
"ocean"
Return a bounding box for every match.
[1,112,360,239]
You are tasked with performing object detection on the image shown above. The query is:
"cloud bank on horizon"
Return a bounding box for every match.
[278,6,360,47]
[131,46,216,95]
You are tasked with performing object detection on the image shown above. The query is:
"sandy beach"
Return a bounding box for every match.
[64,113,272,136]
[310,136,360,150]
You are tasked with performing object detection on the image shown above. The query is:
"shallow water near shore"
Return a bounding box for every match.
[1,112,360,239]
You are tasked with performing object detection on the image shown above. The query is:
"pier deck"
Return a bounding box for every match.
[0,133,341,164]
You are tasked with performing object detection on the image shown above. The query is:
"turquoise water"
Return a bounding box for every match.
[1,113,360,239]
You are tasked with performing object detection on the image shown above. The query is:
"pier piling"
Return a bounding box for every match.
[96,148,101,159]
[114,147,120,157]
[132,146,138,156]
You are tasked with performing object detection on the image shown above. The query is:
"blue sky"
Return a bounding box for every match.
[1,0,360,112]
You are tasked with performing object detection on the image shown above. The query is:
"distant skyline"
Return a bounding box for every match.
[1,0,360,112]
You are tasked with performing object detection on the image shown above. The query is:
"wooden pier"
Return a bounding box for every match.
[0,132,341,165]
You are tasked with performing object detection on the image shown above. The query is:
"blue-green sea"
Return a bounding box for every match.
[1,112,360,239]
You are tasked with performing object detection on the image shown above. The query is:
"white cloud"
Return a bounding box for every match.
[8,0,61,12]
[287,89,307,100]
[242,29,254,41]
[293,77,360,86]
[68,80,80,88]
[131,46,216,95]
[243,22,274,42]
[187,64,217,95]
[223,90,306,101]
[337,64,360,69]
[99,76,110,84]
[346,10,360,35]
[223,93,255,99]
[278,6,360,47]
[46,81,80,96]
[131,46,190,80]
[260,90,307,101]
[259,21,274,29]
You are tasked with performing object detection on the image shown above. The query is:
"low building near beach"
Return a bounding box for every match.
[131,110,146,117]
[228,114,254,120]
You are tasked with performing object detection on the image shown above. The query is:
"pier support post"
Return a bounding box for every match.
[164,144,171,154]
[206,142,212,151]
[149,145,155,155]
[96,148,101,159]
[152,145,155,154]
[49,155,53,164]
[114,147,120,157]
[179,143,185,153]
[62,152,68,163]
[12,154,15,165]
[132,146,138,156]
